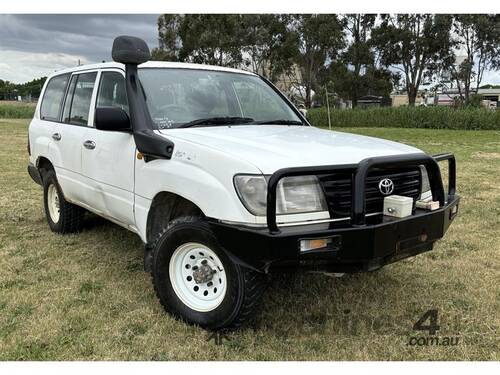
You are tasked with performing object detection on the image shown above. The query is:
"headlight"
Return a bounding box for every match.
[234,175,328,216]
[420,165,432,200]
[233,175,268,216]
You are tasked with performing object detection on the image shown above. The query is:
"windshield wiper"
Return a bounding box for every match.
[252,119,303,125]
[178,117,255,128]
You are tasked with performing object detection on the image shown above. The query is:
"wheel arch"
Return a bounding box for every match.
[146,191,205,244]
[36,156,55,178]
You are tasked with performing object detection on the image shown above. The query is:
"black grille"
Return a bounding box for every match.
[318,167,422,219]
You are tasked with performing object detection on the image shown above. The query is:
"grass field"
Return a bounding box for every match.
[0,101,36,119]
[0,119,499,360]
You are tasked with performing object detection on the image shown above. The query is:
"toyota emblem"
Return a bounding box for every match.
[378,178,394,195]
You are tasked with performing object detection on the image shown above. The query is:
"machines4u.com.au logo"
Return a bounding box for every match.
[408,309,460,347]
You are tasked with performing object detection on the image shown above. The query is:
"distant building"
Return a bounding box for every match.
[390,92,427,107]
[358,95,392,108]
[436,90,464,106]
[478,88,500,108]
[435,88,499,108]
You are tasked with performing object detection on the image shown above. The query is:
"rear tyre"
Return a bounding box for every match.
[151,216,267,330]
[42,170,85,233]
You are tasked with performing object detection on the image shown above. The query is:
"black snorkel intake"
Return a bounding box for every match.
[111,35,174,160]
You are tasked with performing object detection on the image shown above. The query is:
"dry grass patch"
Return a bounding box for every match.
[0,121,498,360]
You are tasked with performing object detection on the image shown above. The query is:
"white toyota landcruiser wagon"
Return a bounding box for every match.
[28,36,459,330]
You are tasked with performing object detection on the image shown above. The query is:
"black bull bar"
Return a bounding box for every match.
[266,152,457,233]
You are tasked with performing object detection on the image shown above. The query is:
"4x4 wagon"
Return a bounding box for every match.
[27,36,459,330]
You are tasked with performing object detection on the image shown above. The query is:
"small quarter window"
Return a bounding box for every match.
[96,71,129,114]
[40,74,70,121]
[62,75,78,123]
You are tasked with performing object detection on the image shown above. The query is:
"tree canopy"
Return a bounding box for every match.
[0,77,46,101]
[149,14,500,108]
[444,15,500,104]
[371,14,454,105]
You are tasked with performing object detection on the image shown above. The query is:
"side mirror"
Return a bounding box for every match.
[94,107,131,131]
[112,35,151,65]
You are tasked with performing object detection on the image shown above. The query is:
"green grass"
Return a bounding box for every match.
[308,106,500,130]
[0,119,499,360]
[0,102,36,119]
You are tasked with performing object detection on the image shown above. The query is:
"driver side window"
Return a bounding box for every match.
[96,71,129,115]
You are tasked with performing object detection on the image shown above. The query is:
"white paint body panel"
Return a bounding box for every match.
[81,128,136,226]
[29,61,426,245]
[51,123,88,205]
[159,125,423,174]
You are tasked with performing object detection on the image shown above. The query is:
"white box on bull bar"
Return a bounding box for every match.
[383,195,414,218]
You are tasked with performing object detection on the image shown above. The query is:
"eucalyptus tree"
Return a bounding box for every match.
[286,14,345,108]
[324,14,396,107]
[240,14,298,80]
[178,14,245,67]
[152,14,245,67]
[447,14,500,104]
[151,14,183,61]
[371,14,454,105]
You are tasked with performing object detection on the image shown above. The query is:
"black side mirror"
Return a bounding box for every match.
[94,107,131,131]
[112,35,151,65]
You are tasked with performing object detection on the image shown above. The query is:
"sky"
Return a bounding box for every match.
[0,14,499,85]
[0,14,159,83]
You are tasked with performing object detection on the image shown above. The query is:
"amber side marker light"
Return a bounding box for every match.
[300,238,332,252]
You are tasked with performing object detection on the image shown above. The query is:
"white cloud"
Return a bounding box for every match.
[0,14,158,83]
[0,50,90,83]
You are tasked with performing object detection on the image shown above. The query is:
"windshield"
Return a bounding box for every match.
[138,68,303,129]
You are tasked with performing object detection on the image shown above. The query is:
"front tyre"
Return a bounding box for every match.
[151,217,266,330]
[42,170,85,233]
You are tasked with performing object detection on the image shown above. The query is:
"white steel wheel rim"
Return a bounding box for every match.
[47,184,60,223]
[169,242,227,312]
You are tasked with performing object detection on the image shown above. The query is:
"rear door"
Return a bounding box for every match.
[80,69,136,227]
[32,73,70,168]
[52,71,98,205]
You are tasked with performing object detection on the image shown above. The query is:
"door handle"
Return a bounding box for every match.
[52,133,61,141]
[83,140,96,150]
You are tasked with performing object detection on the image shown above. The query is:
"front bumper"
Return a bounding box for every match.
[209,152,459,273]
[209,195,459,273]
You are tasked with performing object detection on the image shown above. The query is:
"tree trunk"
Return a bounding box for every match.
[305,86,312,109]
[408,85,417,106]
[352,88,358,107]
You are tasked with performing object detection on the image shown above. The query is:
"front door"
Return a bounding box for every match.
[81,70,136,227]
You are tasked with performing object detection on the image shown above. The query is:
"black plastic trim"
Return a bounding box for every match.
[123,64,174,160]
[27,163,42,185]
[110,36,174,161]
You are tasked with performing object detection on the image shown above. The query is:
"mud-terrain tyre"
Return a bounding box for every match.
[42,169,85,233]
[151,216,267,330]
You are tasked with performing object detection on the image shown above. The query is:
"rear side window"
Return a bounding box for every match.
[62,72,97,126]
[96,71,129,114]
[40,74,70,121]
